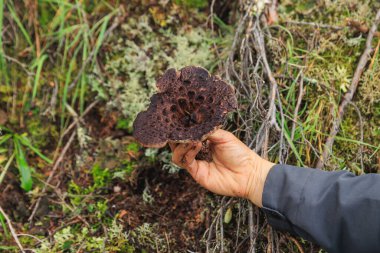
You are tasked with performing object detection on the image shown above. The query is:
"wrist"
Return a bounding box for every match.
[247,153,274,207]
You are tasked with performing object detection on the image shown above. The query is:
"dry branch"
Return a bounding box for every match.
[28,130,76,222]
[316,10,380,169]
[0,205,26,253]
[29,100,99,222]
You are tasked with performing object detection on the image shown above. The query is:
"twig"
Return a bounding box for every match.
[220,197,225,252]
[235,200,242,248]
[291,73,304,140]
[17,233,44,244]
[0,205,26,253]
[61,100,99,139]
[285,20,344,30]
[349,102,364,171]
[42,79,59,118]
[3,54,34,76]
[316,10,380,169]
[234,222,266,253]
[0,152,15,186]
[28,130,76,221]
[204,197,233,252]
[289,236,305,253]
[276,87,286,163]
[248,202,256,252]
[53,99,98,163]
[252,22,278,126]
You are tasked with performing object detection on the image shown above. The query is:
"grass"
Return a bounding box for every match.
[266,0,380,171]
[0,128,53,191]
[0,0,379,252]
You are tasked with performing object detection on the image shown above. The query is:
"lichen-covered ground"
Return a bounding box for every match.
[0,0,379,252]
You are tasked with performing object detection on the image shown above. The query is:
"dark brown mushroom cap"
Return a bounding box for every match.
[133,66,237,148]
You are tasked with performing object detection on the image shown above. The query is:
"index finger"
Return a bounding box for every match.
[169,142,178,152]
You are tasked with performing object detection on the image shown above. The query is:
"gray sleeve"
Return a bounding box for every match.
[262,164,380,253]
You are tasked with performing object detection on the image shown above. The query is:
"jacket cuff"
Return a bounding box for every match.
[261,164,314,235]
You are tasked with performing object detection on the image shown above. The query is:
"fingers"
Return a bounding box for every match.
[207,129,237,144]
[169,142,177,152]
[182,142,203,170]
[171,142,210,187]
[171,142,201,167]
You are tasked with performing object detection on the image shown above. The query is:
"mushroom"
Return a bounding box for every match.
[133,66,237,159]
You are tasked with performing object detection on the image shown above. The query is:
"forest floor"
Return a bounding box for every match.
[0,0,379,252]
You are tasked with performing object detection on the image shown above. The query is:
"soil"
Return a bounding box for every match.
[0,105,211,252]
[110,167,209,251]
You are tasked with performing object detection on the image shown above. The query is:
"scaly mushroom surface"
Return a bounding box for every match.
[133,66,237,151]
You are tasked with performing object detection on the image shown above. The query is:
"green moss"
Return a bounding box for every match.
[26,117,59,149]
[116,118,133,132]
[174,0,208,9]
[267,0,380,170]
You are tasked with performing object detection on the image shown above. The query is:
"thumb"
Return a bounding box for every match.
[207,129,237,144]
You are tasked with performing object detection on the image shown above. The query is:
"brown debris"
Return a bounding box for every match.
[133,66,237,149]
[346,19,380,38]
[0,110,8,125]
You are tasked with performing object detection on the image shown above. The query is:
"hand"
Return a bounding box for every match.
[170,129,275,207]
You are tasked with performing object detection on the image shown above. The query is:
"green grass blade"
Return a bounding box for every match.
[283,129,305,167]
[7,2,33,49]
[46,1,72,33]
[91,15,110,65]
[50,24,83,38]
[0,152,15,187]
[0,125,12,133]
[0,212,10,238]
[0,0,3,49]
[61,57,76,130]
[15,134,53,164]
[32,54,48,103]
[0,0,9,87]
[14,138,33,191]
[0,134,11,146]
[0,246,18,250]
[316,130,378,148]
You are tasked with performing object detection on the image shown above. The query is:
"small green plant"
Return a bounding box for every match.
[126,142,140,153]
[116,118,133,133]
[35,221,135,253]
[174,0,208,8]
[0,213,9,240]
[0,126,52,191]
[91,164,111,189]
[68,164,111,205]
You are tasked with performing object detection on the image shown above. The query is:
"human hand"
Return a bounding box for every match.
[170,129,275,207]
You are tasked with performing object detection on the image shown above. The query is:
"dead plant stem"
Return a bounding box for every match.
[0,205,26,253]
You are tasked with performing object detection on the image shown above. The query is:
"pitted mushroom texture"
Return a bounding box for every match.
[133,66,237,148]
